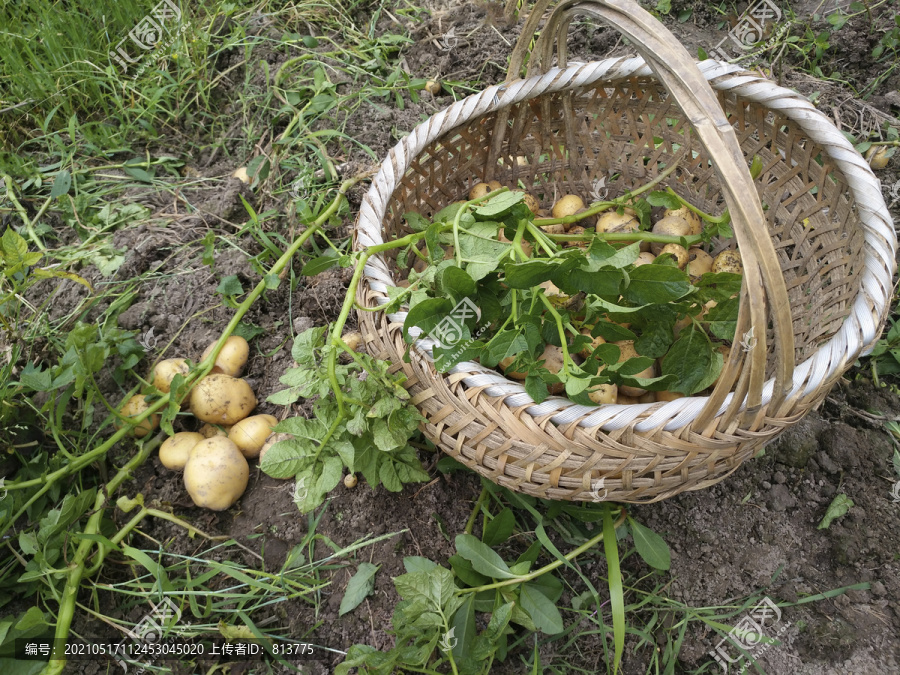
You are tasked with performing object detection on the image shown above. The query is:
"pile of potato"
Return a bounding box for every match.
[116,335,278,511]
[465,183,744,406]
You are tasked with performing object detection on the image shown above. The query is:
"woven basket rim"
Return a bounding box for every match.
[355,56,897,433]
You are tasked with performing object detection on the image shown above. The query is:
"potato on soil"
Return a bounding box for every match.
[199,423,230,438]
[564,225,589,248]
[159,432,205,471]
[468,182,492,200]
[650,216,692,255]
[116,395,159,438]
[711,249,743,274]
[663,206,702,235]
[540,223,566,235]
[866,145,891,170]
[521,192,541,214]
[424,79,441,95]
[342,331,363,352]
[190,374,257,425]
[201,335,249,377]
[258,432,294,465]
[634,251,656,266]
[539,344,566,394]
[615,340,657,397]
[151,358,190,394]
[183,437,249,511]
[551,194,585,219]
[685,248,713,280]
[228,414,278,459]
[596,209,639,234]
[343,473,358,488]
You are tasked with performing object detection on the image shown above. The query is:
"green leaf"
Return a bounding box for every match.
[623,264,692,305]
[123,165,154,182]
[216,275,244,296]
[661,326,713,395]
[634,319,673,358]
[474,191,524,218]
[628,518,671,570]
[818,494,854,529]
[448,554,491,587]
[705,297,740,341]
[483,330,528,368]
[449,594,477,660]
[403,212,431,232]
[403,557,438,574]
[301,253,339,276]
[591,321,636,343]
[645,191,682,209]
[519,582,564,634]
[402,297,454,342]
[50,169,71,198]
[379,458,403,492]
[436,265,476,299]
[455,534,517,579]
[259,436,317,479]
[503,259,557,289]
[483,508,515,546]
[339,563,380,617]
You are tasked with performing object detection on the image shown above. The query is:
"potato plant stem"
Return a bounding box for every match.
[456,507,627,595]
[464,487,489,535]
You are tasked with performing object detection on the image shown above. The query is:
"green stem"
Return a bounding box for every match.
[464,487,489,535]
[457,508,627,595]
[539,294,572,373]
[548,231,703,246]
[3,175,50,252]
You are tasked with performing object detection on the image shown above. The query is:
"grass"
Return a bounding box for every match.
[0,1,895,674]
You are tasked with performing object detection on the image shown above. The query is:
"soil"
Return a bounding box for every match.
[13,1,900,674]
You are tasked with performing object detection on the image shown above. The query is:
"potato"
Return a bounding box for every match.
[468,182,491,200]
[190,374,257,425]
[116,395,159,438]
[539,344,566,394]
[615,340,657,397]
[579,327,605,358]
[521,192,541,214]
[634,251,656,266]
[539,280,565,298]
[499,356,527,380]
[866,145,891,170]
[656,390,684,402]
[638,392,656,404]
[574,207,597,228]
[588,383,617,405]
[712,249,743,274]
[596,209,638,234]
[342,331,363,352]
[685,248,713,280]
[343,473,358,488]
[199,423,230,438]
[159,432,204,471]
[183,437,249,511]
[540,222,566,235]
[424,79,441,95]
[616,393,640,405]
[650,216,692,255]
[232,167,250,184]
[551,194,585,219]
[658,243,688,268]
[151,358,190,394]
[228,414,278,459]
[258,432,294,464]
[663,206,702,235]
[201,336,249,377]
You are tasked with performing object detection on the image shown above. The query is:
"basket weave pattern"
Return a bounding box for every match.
[353,8,896,503]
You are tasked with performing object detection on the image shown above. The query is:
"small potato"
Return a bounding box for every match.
[663,206,702,235]
[499,356,527,381]
[596,209,639,234]
[258,432,294,465]
[469,182,492,200]
[116,395,159,438]
[539,344,566,395]
[344,473,358,488]
[615,340,657,397]
[578,327,605,358]
[540,223,566,235]
[228,414,278,459]
[588,383,617,405]
[151,358,190,394]
[656,391,684,402]
[190,374,257,425]
[183,437,249,511]
[711,249,743,274]
[551,194,585,219]
[638,392,656,404]
[616,393,641,405]
[573,207,597,228]
[201,336,250,377]
[866,145,891,170]
[521,192,541,214]
[232,167,250,184]
[487,180,503,191]
[659,243,688,268]
[424,79,441,95]
[634,251,656,266]
[539,280,565,298]
[342,331,363,352]
[159,432,205,471]
[650,216,692,255]
[686,248,713,280]
[199,423,230,438]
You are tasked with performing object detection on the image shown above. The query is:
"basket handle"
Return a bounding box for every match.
[503,0,796,425]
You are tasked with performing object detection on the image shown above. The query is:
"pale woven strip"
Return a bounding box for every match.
[356,57,897,434]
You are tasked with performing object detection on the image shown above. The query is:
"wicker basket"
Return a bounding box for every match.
[353,0,897,503]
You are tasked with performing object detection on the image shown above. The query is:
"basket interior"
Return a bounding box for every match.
[379,75,868,373]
